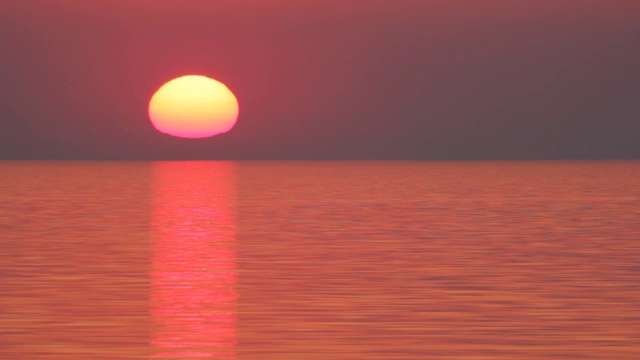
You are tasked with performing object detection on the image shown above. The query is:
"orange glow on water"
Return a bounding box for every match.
[149,75,239,139]
[151,161,237,358]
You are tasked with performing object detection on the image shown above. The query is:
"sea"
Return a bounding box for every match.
[0,160,638,359]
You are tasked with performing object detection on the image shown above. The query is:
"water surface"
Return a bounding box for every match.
[1,161,638,359]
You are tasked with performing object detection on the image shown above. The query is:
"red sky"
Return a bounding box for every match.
[1,0,639,159]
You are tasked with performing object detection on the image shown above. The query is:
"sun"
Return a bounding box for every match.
[149,75,239,139]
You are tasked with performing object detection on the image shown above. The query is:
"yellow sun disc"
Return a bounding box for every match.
[149,75,239,139]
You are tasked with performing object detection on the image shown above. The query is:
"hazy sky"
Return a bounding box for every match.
[1,0,638,160]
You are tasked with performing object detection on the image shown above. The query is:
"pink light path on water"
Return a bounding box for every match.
[150,161,237,359]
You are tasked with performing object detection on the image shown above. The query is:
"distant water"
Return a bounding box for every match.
[0,161,638,359]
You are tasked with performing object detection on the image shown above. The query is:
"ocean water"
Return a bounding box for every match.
[0,160,638,359]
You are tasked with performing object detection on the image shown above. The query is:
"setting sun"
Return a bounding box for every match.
[149,75,239,139]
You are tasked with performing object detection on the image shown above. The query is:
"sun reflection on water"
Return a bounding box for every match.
[150,161,237,359]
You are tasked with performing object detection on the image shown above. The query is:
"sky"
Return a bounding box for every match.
[1,0,638,160]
